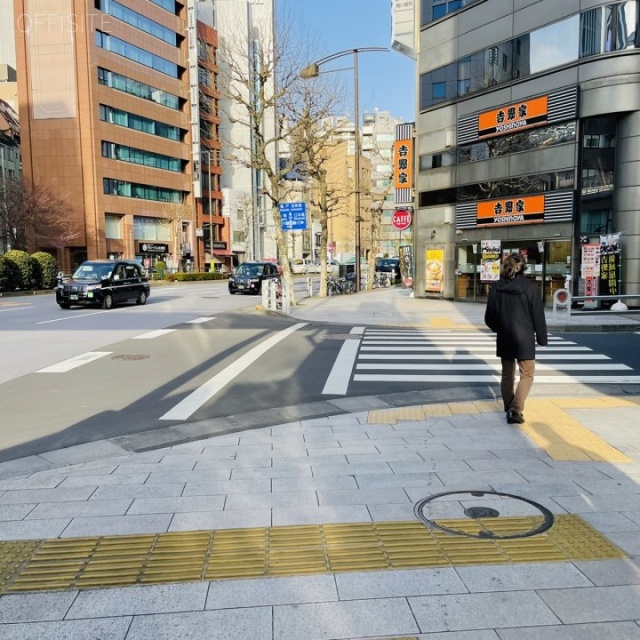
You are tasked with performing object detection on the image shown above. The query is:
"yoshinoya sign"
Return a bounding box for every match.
[476,195,545,228]
[478,96,548,139]
[391,208,412,231]
[139,243,169,254]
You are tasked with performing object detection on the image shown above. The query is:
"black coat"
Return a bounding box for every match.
[484,274,548,360]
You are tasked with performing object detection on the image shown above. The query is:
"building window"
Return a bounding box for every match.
[102,142,183,172]
[100,105,184,142]
[104,178,184,204]
[105,214,122,239]
[98,68,181,110]
[149,0,178,14]
[95,31,180,78]
[95,0,178,45]
[134,216,170,241]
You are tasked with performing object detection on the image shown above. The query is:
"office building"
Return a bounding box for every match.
[412,0,639,303]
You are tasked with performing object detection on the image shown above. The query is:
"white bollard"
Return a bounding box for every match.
[307,277,313,297]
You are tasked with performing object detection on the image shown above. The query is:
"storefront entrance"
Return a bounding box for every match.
[455,239,571,306]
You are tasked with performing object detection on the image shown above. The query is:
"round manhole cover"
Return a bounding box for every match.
[111,354,151,361]
[414,490,554,539]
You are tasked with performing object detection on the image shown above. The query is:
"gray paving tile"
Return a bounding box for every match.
[496,621,640,640]
[0,617,132,640]
[574,559,640,586]
[225,491,317,510]
[336,567,466,599]
[39,441,128,465]
[603,531,640,555]
[182,479,271,496]
[0,475,65,491]
[125,608,271,640]
[273,505,371,526]
[346,452,425,463]
[0,457,56,482]
[553,494,640,513]
[0,504,35,521]
[310,463,393,477]
[60,514,171,538]
[272,476,358,492]
[465,458,553,473]
[59,473,149,487]
[413,632,500,640]
[434,471,529,487]
[355,472,444,490]
[317,488,410,506]
[206,574,337,609]
[388,460,472,473]
[492,482,586,499]
[538,585,640,623]
[127,496,225,515]
[0,487,96,504]
[90,484,185,501]
[0,518,71,541]
[456,562,592,592]
[67,583,208,618]
[409,591,560,632]
[169,509,272,531]
[0,591,78,623]
[26,499,132,520]
[145,470,232,484]
[230,466,312,479]
[368,504,416,521]
[111,462,193,474]
[274,597,419,640]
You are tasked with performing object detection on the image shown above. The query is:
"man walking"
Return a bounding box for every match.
[484,253,548,424]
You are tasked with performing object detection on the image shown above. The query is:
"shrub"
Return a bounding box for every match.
[31,252,58,289]
[4,250,42,290]
[168,272,229,282]
[0,255,21,292]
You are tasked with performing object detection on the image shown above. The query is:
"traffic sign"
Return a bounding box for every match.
[279,202,307,231]
[391,208,412,231]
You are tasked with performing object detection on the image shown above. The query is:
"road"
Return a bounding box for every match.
[2,282,640,462]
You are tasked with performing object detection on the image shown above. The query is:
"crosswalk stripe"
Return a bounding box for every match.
[359,353,610,361]
[361,339,577,345]
[186,317,216,324]
[354,374,640,384]
[356,363,631,371]
[133,329,176,340]
[360,345,590,352]
[322,327,365,396]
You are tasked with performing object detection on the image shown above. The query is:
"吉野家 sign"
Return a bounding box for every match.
[394,137,413,190]
[476,195,545,228]
[478,95,549,139]
[391,208,412,231]
[279,202,307,231]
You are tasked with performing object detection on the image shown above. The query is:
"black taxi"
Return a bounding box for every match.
[56,259,150,309]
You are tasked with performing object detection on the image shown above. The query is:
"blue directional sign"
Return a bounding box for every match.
[279,202,307,231]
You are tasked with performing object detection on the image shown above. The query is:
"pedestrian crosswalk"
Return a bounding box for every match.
[350,328,640,386]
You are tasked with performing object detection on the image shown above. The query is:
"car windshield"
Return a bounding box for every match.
[377,259,398,268]
[236,264,264,277]
[72,263,114,280]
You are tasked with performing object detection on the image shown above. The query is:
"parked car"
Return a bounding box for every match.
[228,261,280,295]
[291,258,319,274]
[56,259,150,309]
[375,257,401,281]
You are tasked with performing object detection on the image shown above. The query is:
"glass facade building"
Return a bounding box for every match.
[414,0,640,304]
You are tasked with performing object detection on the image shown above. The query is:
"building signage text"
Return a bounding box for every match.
[394,137,413,190]
[476,195,545,228]
[478,96,549,139]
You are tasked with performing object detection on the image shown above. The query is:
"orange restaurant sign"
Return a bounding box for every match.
[478,95,549,139]
[476,195,546,228]
[394,137,413,190]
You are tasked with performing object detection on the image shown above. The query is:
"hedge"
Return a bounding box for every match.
[31,252,58,289]
[164,272,230,282]
[0,255,21,292]
[4,250,42,290]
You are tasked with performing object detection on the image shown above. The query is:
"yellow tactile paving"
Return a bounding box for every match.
[368,396,632,462]
[0,515,625,594]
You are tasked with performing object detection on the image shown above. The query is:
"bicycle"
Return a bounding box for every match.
[373,271,392,288]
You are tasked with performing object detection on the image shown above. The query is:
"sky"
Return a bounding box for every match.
[279,0,416,124]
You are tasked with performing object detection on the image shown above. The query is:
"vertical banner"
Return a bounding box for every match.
[599,233,620,297]
[581,243,599,307]
[425,249,444,293]
[399,244,413,288]
[480,240,501,282]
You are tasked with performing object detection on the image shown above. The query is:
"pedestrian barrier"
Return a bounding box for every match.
[552,288,570,317]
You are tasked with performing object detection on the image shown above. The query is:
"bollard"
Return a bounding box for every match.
[307,277,313,298]
[281,282,291,315]
[553,288,571,317]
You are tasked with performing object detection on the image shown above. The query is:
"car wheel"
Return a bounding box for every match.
[102,293,114,310]
[229,288,236,295]
[59,303,70,309]
[136,290,147,305]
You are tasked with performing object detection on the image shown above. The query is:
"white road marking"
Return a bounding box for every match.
[359,353,611,361]
[360,345,590,352]
[37,311,108,324]
[37,352,112,373]
[361,339,577,345]
[356,363,631,371]
[322,327,365,396]
[186,317,217,324]
[133,329,177,340]
[160,322,308,421]
[355,374,640,384]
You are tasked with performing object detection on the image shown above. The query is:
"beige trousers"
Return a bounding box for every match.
[500,359,535,414]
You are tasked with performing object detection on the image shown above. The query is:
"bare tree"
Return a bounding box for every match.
[0,177,77,252]
[216,7,329,305]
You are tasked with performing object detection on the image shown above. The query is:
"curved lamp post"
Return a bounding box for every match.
[301,47,388,292]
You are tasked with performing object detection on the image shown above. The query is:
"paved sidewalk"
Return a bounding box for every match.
[1,287,640,639]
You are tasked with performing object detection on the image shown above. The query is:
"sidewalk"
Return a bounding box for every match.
[1,287,640,639]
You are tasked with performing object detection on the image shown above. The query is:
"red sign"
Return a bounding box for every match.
[391,209,412,231]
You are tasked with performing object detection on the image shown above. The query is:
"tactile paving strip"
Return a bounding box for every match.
[0,515,625,594]
[369,397,633,462]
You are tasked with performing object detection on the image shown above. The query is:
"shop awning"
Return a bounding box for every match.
[212,249,235,256]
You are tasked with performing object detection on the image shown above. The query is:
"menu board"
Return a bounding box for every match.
[425,249,444,293]
[480,240,501,282]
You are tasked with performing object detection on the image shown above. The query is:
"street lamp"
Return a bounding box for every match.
[301,47,387,292]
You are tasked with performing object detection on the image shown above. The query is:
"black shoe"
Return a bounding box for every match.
[506,409,525,424]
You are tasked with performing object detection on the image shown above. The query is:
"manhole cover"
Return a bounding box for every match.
[323,334,362,340]
[414,490,554,539]
[111,354,151,361]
